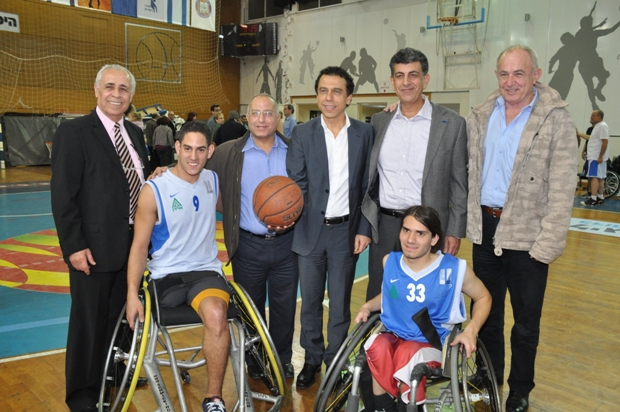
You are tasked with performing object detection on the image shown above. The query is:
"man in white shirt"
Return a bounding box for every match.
[287,66,374,389]
[581,109,609,206]
[361,48,468,302]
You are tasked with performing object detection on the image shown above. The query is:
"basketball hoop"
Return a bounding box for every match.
[438,16,459,26]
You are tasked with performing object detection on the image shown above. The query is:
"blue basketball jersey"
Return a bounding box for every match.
[146,169,222,279]
[381,252,466,344]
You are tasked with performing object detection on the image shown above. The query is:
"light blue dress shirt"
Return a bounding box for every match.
[480,88,538,207]
[239,134,288,234]
[283,116,297,138]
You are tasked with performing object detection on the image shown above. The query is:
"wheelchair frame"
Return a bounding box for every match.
[314,314,501,412]
[98,280,285,412]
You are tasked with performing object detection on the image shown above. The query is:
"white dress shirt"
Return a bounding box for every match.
[321,114,351,218]
[378,96,432,209]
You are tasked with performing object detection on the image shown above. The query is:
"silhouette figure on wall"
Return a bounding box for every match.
[340,51,359,77]
[275,61,284,104]
[548,1,620,109]
[548,32,578,99]
[354,48,379,93]
[575,2,620,109]
[257,56,275,95]
[393,30,406,52]
[299,41,319,85]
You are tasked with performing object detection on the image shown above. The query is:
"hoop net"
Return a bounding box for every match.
[438,16,459,26]
[0,0,228,117]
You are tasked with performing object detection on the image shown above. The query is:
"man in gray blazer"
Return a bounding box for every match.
[361,48,468,301]
[287,66,373,389]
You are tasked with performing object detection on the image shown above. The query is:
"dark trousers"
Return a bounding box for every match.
[156,146,173,167]
[472,212,549,395]
[231,230,298,364]
[298,222,358,366]
[366,213,401,301]
[148,145,160,170]
[65,267,128,411]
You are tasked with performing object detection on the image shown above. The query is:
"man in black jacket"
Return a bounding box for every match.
[51,64,150,412]
[213,110,248,146]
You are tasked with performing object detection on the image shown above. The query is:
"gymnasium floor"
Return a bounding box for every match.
[1,166,620,412]
[0,168,369,358]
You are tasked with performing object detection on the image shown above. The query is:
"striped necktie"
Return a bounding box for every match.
[114,123,141,220]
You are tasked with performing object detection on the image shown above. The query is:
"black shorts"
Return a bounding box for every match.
[149,270,230,312]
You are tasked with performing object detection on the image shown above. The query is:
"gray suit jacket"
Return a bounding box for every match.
[361,102,468,243]
[287,116,374,256]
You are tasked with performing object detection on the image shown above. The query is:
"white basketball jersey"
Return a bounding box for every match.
[146,169,222,279]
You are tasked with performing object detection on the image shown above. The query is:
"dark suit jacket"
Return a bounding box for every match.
[286,116,374,256]
[213,118,248,146]
[51,110,151,272]
[361,102,468,243]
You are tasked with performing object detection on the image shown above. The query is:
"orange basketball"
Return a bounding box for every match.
[252,176,304,227]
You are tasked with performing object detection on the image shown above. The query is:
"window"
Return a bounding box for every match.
[248,0,285,20]
[298,0,342,11]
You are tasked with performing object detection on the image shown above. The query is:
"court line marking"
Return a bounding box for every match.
[0,317,69,333]
[0,213,53,218]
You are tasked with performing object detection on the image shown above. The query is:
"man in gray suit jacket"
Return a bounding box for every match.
[287,66,373,389]
[361,48,468,301]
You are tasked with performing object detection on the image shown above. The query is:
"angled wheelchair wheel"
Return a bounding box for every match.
[98,286,151,412]
[229,281,285,397]
[604,170,620,198]
[314,314,383,412]
[451,338,501,412]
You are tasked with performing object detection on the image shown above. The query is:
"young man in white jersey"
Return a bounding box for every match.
[355,205,491,412]
[126,121,229,412]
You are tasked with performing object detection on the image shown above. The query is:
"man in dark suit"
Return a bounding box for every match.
[213,110,248,145]
[286,66,373,389]
[51,64,150,412]
[207,95,298,380]
[361,48,468,301]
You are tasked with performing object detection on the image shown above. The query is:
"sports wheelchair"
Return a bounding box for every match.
[98,280,285,412]
[314,314,500,412]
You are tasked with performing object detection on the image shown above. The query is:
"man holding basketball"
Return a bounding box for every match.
[286,66,374,389]
[207,94,298,379]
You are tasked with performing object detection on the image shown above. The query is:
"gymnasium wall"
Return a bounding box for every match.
[239,0,620,159]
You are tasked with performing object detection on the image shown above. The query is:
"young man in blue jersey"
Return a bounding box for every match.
[355,205,491,411]
[126,121,229,412]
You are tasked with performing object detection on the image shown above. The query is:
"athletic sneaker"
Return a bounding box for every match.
[581,198,599,206]
[597,198,605,206]
[202,396,226,412]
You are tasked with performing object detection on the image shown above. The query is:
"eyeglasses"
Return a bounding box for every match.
[249,110,275,118]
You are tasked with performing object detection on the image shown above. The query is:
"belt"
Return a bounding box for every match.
[481,206,503,219]
[324,215,349,225]
[380,207,407,218]
[240,228,292,240]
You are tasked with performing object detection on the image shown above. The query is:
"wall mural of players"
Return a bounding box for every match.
[354,48,379,93]
[255,58,287,104]
[548,1,620,109]
[299,41,319,85]
[257,56,275,95]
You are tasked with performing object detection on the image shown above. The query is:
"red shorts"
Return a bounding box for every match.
[364,333,442,404]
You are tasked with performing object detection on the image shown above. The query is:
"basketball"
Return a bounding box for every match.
[253,176,304,227]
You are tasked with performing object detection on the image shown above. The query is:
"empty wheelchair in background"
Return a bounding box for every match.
[99,280,285,412]
[314,314,501,412]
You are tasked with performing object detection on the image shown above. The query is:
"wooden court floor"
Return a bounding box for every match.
[0,166,619,411]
